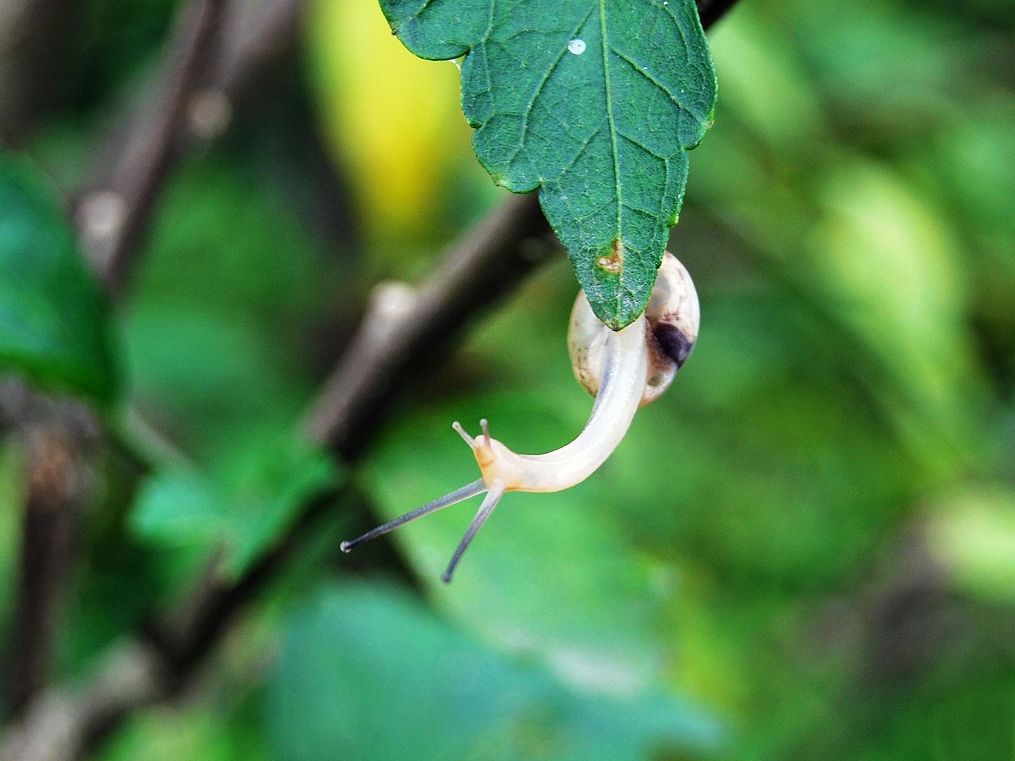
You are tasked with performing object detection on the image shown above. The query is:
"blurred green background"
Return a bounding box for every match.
[1,0,1014,759]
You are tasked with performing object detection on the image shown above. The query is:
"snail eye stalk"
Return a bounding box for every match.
[339,479,487,554]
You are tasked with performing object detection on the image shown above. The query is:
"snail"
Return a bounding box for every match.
[341,252,700,582]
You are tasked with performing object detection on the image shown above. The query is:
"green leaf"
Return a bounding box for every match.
[0,154,118,402]
[379,0,717,328]
[130,469,230,543]
[266,583,720,761]
[131,435,342,579]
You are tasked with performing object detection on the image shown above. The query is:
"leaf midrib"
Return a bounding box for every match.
[598,0,624,254]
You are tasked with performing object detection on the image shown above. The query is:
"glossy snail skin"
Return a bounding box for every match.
[462,313,648,493]
[341,253,700,582]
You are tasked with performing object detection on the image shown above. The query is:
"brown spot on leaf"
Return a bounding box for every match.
[596,239,624,275]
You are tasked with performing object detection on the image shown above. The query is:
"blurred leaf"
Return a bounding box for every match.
[805,160,980,473]
[856,673,1015,761]
[0,154,118,402]
[98,701,269,761]
[125,306,303,453]
[266,582,720,761]
[0,443,23,625]
[381,0,717,329]
[136,159,335,324]
[928,102,1015,338]
[132,435,342,579]
[926,488,1015,604]
[706,8,826,150]
[131,468,228,542]
[219,438,342,577]
[932,102,1015,243]
[99,711,234,761]
[789,0,973,131]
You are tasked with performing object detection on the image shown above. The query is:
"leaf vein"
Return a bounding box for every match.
[598,0,623,249]
[557,128,604,178]
[504,7,595,171]
[611,47,709,128]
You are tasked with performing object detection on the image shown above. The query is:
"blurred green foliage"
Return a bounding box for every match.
[1,0,1014,759]
[267,582,720,761]
[133,433,341,579]
[0,155,118,403]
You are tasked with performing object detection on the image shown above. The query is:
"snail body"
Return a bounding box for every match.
[341,253,700,581]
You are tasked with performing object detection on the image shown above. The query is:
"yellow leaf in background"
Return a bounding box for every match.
[305,0,473,244]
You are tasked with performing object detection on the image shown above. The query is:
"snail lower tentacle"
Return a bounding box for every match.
[340,252,700,582]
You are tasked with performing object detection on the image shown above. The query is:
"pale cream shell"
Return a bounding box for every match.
[568,251,700,406]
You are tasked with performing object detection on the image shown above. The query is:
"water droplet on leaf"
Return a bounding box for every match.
[567,38,586,55]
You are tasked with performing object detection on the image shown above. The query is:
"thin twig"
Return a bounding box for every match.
[78,0,227,296]
[3,415,97,719]
[305,193,551,455]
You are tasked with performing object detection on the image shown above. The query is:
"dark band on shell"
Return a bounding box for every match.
[652,322,695,369]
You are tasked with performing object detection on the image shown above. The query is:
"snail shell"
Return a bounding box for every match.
[568,252,700,406]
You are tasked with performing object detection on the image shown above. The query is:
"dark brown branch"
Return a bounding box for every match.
[305,193,551,455]
[1,2,739,758]
[4,424,94,717]
[0,0,78,146]
[210,0,306,101]
[0,390,100,723]
[78,0,228,296]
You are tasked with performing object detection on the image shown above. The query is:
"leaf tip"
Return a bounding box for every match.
[586,296,632,332]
